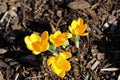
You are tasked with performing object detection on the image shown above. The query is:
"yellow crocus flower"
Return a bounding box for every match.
[24,31,49,55]
[47,52,72,78]
[69,18,88,36]
[50,31,72,47]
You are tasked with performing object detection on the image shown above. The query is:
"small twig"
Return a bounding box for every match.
[111,1,120,4]
[91,1,100,10]
[6,16,11,30]
[22,22,27,28]
[14,73,19,80]
[49,22,56,33]
[94,27,103,35]
[25,76,42,80]
[21,3,32,11]
[85,8,98,20]
[56,18,62,28]
[101,68,119,72]
[92,33,102,39]
[0,11,9,23]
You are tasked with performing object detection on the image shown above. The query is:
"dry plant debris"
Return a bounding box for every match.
[0,0,120,80]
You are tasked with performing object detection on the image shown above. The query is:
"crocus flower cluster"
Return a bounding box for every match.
[24,18,88,78]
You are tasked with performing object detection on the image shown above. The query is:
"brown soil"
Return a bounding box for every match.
[0,0,120,80]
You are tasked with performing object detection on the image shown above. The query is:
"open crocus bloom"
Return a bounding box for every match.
[47,52,72,78]
[24,31,49,55]
[69,18,88,36]
[50,31,72,47]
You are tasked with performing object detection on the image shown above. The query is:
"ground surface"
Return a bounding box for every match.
[0,0,120,80]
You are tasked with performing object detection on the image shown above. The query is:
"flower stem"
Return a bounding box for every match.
[62,39,70,49]
[48,44,58,56]
[75,40,79,48]
[73,35,80,48]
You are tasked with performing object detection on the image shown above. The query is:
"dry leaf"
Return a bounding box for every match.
[0,48,7,54]
[68,1,90,10]
[68,1,98,19]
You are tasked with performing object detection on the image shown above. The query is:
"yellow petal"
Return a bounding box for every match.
[57,60,71,78]
[58,60,71,78]
[32,41,49,54]
[67,33,72,38]
[61,32,72,38]
[30,33,41,42]
[55,56,65,68]
[24,36,33,50]
[56,58,71,70]
[80,32,89,36]
[53,39,65,47]
[74,25,81,35]
[63,60,71,71]
[77,18,83,26]
[79,24,88,34]
[31,41,41,52]
[49,34,54,43]
[32,50,41,55]
[55,41,65,47]
[68,26,73,33]
[39,41,49,52]
[59,52,72,59]
[41,31,49,41]
[47,56,55,66]
[26,44,33,50]
[51,64,63,74]
[69,26,77,35]
[58,71,66,78]
[71,20,77,28]
[24,36,31,44]
[54,31,61,37]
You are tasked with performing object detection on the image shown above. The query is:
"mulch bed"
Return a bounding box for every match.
[0,0,120,80]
